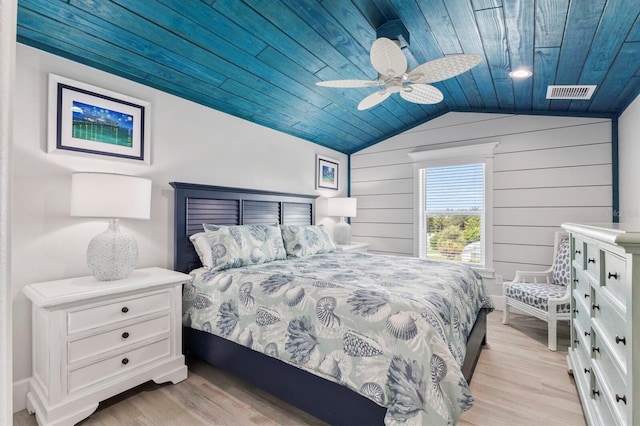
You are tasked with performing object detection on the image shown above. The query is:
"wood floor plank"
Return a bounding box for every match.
[14,312,585,425]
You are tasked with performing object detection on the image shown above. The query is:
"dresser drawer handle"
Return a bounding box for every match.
[615,335,626,345]
[607,272,619,280]
[616,394,627,405]
[573,278,579,284]
[592,389,600,398]
[592,346,600,354]
[121,306,129,313]
[592,304,600,311]
[122,332,130,339]
[573,309,579,315]
[575,249,581,255]
[587,258,596,264]
[584,293,589,299]
[584,331,590,337]
[584,368,590,374]
[121,358,129,365]
[573,339,580,345]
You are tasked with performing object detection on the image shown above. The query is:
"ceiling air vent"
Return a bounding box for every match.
[546,85,596,100]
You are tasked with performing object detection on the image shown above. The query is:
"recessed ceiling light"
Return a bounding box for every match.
[509,69,533,79]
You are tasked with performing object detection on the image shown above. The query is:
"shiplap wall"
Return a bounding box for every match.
[351,112,612,282]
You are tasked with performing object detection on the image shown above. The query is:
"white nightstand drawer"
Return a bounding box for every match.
[68,291,170,334]
[68,338,171,393]
[68,315,171,364]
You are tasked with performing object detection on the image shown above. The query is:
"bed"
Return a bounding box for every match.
[171,182,493,425]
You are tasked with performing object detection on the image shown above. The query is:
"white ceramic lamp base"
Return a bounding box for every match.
[87,219,138,281]
[333,218,352,245]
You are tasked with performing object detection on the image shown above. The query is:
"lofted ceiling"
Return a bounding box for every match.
[16,0,640,154]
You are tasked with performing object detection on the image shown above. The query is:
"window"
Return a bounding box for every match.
[420,164,485,265]
[410,142,496,272]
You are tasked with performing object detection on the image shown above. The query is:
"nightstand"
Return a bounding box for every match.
[23,267,191,426]
[335,242,370,252]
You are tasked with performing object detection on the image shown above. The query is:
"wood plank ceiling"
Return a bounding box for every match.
[16,0,640,154]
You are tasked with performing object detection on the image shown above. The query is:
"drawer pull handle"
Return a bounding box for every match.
[573,339,580,345]
[592,389,600,398]
[608,272,619,280]
[584,331,590,337]
[573,278,579,283]
[121,306,129,313]
[584,293,589,299]
[587,258,596,264]
[573,309,579,315]
[121,358,129,365]
[584,368,590,374]
[592,304,600,311]
[575,250,581,255]
[122,332,130,339]
[616,394,627,405]
[592,346,600,354]
[615,335,626,345]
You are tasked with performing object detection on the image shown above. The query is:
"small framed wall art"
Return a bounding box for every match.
[316,155,339,190]
[47,74,151,164]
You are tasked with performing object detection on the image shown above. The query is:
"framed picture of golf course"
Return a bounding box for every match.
[48,74,150,164]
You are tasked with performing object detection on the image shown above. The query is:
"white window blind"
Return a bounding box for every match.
[419,163,485,266]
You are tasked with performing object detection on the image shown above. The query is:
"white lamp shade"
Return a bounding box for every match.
[71,172,152,219]
[327,197,357,218]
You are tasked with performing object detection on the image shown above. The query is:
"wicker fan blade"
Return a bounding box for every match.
[358,90,391,110]
[316,79,379,88]
[400,84,444,104]
[408,54,482,84]
[370,37,407,78]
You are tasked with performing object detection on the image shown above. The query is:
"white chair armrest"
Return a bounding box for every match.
[510,268,554,284]
[548,284,571,304]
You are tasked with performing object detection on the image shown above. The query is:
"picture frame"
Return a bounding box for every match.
[47,74,151,164]
[316,155,339,190]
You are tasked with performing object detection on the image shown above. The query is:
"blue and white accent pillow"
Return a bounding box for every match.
[552,239,571,286]
[202,224,286,271]
[280,225,336,258]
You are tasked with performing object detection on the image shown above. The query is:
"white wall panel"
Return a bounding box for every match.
[351,236,413,255]
[354,208,413,223]
[494,143,610,171]
[494,244,554,266]
[350,178,412,195]
[494,186,611,207]
[356,193,413,209]
[351,223,413,239]
[494,226,561,246]
[494,207,609,226]
[494,165,611,189]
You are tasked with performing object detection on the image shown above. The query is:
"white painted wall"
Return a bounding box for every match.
[11,44,347,410]
[619,94,640,224]
[351,112,613,297]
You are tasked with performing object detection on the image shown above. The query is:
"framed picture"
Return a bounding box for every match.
[47,74,151,164]
[316,155,339,190]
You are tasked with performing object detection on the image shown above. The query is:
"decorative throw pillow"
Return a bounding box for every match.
[552,239,571,286]
[280,225,336,258]
[202,224,286,271]
[189,232,214,269]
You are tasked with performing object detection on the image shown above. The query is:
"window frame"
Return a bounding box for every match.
[409,142,498,277]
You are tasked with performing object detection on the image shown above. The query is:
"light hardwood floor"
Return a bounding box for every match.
[14,312,586,425]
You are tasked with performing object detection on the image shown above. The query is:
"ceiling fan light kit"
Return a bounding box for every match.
[317,36,482,110]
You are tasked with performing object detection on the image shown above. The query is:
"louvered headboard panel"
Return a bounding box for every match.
[171,182,317,273]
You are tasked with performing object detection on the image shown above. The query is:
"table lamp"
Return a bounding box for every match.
[327,197,357,245]
[71,172,152,281]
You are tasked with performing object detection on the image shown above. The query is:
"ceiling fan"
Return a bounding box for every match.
[316,37,482,110]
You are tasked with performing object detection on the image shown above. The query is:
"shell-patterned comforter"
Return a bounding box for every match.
[183,252,494,425]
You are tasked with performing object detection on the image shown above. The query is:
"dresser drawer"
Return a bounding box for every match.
[592,374,619,426]
[592,294,627,368]
[573,236,585,269]
[68,291,171,334]
[602,252,627,307]
[68,315,171,364]
[68,338,171,393]
[573,296,591,342]
[573,268,591,301]
[593,333,627,424]
[585,243,601,281]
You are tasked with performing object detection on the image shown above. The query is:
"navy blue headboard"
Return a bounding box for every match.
[170,182,317,273]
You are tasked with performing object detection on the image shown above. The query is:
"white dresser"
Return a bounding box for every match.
[562,223,639,425]
[23,267,190,426]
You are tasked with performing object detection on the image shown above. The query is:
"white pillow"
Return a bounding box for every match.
[189,232,213,269]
